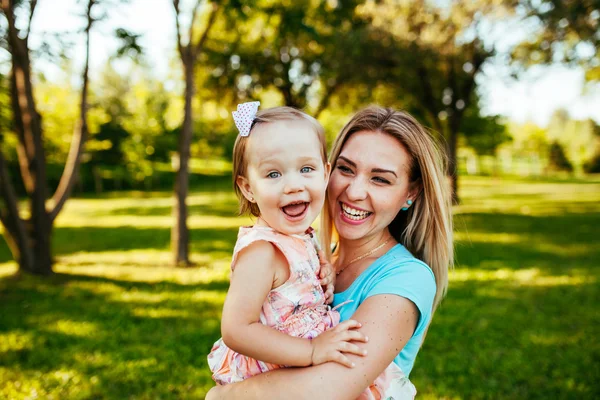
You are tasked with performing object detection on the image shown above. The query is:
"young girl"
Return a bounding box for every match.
[207,102,368,385]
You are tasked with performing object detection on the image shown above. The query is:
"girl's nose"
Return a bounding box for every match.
[283,175,304,194]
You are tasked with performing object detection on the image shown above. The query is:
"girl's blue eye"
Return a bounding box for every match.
[300,166,314,173]
[267,171,281,179]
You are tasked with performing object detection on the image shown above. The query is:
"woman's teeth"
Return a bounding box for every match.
[341,203,371,220]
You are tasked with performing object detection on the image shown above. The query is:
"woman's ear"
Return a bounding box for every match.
[407,180,423,205]
[236,175,255,202]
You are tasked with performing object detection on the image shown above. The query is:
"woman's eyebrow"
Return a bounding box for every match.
[338,156,397,177]
[337,156,356,167]
[372,168,397,178]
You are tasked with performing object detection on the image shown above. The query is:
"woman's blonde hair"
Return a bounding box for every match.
[320,106,453,311]
[232,106,327,217]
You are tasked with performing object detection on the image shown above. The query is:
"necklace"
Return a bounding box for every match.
[336,237,393,276]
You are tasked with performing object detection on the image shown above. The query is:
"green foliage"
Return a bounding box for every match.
[462,111,512,156]
[583,150,600,173]
[1,176,599,398]
[514,0,600,82]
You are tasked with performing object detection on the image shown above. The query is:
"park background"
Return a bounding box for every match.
[1,0,599,399]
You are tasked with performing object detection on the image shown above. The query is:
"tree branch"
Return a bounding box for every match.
[313,79,341,119]
[172,0,185,60]
[193,1,219,57]
[188,0,203,51]
[25,0,38,40]
[49,0,94,221]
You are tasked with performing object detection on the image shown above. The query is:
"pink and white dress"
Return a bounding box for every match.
[207,225,417,399]
[208,226,339,384]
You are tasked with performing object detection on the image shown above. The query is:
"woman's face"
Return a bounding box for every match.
[328,130,415,242]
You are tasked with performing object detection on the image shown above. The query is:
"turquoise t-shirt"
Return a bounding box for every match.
[332,244,436,377]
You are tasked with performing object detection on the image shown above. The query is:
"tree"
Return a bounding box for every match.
[203,0,369,118]
[171,0,222,266]
[358,0,514,202]
[547,141,573,172]
[0,0,139,275]
[0,0,97,275]
[513,0,600,81]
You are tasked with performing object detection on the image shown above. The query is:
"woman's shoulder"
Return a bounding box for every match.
[379,244,434,279]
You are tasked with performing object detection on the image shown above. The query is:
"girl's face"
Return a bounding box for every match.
[328,130,416,243]
[237,120,330,235]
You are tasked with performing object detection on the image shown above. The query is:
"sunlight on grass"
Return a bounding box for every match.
[47,320,100,338]
[1,176,599,399]
[451,267,595,286]
[0,332,34,352]
[132,308,192,319]
[529,332,585,346]
[0,263,17,278]
[54,263,230,285]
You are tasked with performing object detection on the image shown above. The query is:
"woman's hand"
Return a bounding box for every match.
[310,319,368,368]
[317,250,335,304]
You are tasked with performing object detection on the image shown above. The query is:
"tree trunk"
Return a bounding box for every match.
[172,61,193,266]
[8,16,53,275]
[0,0,94,275]
[447,127,459,205]
[447,111,462,205]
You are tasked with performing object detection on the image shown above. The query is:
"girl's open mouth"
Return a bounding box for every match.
[281,202,309,221]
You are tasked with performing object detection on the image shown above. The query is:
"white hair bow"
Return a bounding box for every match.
[232,101,260,137]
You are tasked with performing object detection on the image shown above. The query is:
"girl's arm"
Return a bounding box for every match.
[208,293,419,400]
[221,241,365,367]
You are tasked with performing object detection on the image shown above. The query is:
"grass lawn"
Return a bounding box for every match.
[1,175,599,399]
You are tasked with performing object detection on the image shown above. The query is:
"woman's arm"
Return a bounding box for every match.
[208,293,419,400]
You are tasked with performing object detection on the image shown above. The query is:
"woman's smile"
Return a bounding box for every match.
[340,202,373,224]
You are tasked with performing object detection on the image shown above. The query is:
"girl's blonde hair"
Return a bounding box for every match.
[320,106,453,311]
[232,106,327,217]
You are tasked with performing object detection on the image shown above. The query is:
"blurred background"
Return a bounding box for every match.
[0,0,599,398]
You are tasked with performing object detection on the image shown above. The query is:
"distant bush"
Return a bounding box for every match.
[583,151,600,173]
[547,141,573,172]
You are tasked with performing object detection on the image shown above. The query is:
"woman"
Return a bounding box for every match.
[207,106,453,399]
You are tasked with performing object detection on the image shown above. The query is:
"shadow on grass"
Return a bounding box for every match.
[414,278,600,399]
[0,226,239,264]
[0,272,228,398]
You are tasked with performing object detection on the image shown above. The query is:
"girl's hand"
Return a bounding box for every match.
[310,319,368,368]
[317,250,335,304]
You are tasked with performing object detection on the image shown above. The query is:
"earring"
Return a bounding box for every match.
[401,199,413,211]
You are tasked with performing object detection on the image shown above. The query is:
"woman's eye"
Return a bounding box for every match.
[267,171,281,179]
[300,166,314,173]
[373,177,390,184]
[336,165,352,173]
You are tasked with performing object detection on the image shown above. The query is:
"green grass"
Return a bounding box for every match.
[1,175,599,399]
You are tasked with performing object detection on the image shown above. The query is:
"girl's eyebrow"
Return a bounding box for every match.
[338,156,398,178]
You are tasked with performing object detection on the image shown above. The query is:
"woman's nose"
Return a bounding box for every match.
[345,177,367,201]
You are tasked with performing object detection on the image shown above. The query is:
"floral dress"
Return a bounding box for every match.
[207,226,340,384]
[207,226,417,399]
